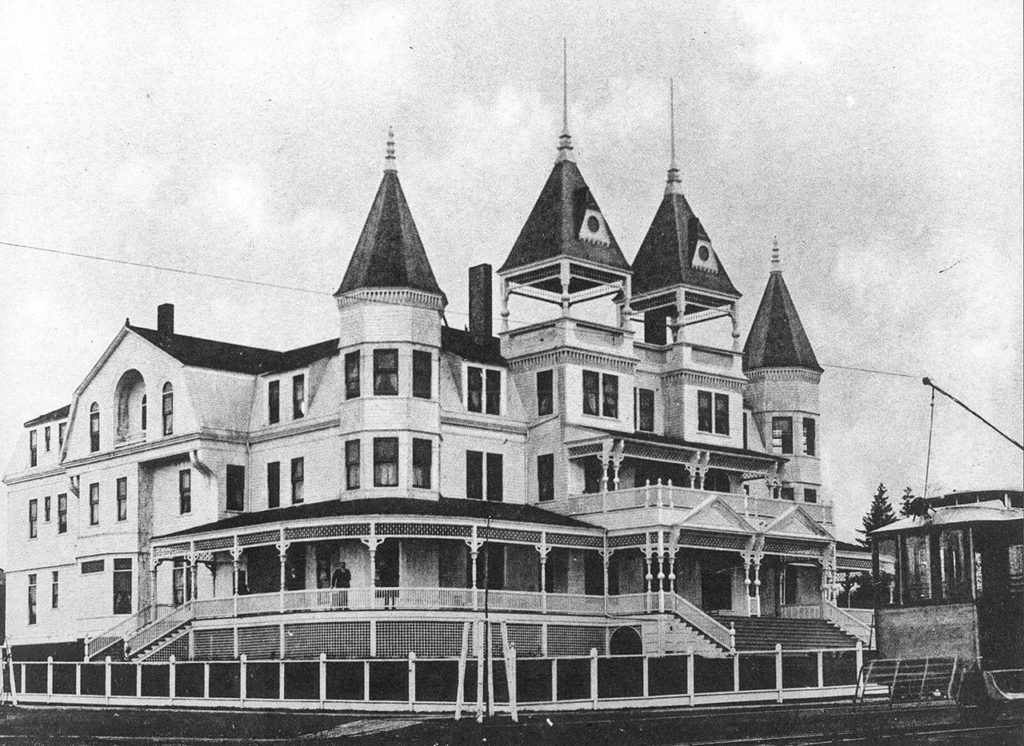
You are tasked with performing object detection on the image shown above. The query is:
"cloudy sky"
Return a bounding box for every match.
[1,1,1021,551]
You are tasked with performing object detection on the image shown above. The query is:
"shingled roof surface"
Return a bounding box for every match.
[631,191,740,297]
[440,327,505,366]
[499,159,630,273]
[128,325,339,375]
[24,404,71,428]
[335,170,444,297]
[743,270,822,373]
[157,497,595,539]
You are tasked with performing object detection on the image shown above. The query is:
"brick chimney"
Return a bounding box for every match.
[468,264,492,343]
[157,303,175,336]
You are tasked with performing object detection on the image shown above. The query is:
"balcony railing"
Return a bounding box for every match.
[551,483,830,525]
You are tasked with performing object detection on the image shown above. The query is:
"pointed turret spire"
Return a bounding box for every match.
[384,125,396,172]
[335,133,445,301]
[666,78,682,195]
[743,242,822,373]
[556,38,574,162]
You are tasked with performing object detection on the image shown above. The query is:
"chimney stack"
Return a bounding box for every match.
[468,264,492,343]
[157,303,175,336]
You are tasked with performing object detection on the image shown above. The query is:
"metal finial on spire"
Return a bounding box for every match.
[771,236,781,270]
[556,38,574,162]
[384,125,396,172]
[665,78,682,195]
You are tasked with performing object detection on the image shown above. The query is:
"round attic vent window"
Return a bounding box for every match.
[698,245,710,261]
[586,215,601,233]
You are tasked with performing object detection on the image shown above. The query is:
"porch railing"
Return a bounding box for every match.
[552,483,830,525]
[85,604,174,660]
[665,593,734,650]
[125,603,195,657]
[823,602,873,645]
[780,604,823,620]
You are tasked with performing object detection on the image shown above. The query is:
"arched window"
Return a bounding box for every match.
[89,402,100,452]
[162,383,173,436]
[114,369,145,441]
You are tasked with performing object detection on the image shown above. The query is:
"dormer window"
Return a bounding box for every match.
[466,366,501,415]
[29,430,37,467]
[58,422,66,449]
[162,383,174,436]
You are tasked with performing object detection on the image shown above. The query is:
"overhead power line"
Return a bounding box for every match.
[0,238,935,382]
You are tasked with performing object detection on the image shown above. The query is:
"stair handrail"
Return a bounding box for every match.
[667,593,733,650]
[823,600,872,644]
[84,606,154,659]
[124,601,195,657]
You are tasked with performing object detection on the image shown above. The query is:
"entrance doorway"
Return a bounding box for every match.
[702,568,733,611]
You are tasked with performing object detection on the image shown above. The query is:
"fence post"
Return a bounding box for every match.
[363,661,371,702]
[136,661,143,698]
[169,655,176,704]
[319,653,327,706]
[104,656,111,704]
[817,650,824,689]
[551,658,558,702]
[590,648,598,709]
[75,662,81,696]
[642,654,649,698]
[369,620,377,658]
[775,644,783,703]
[507,646,518,723]
[203,662,210,699]
[407,652,416,712]
[279,659,286,701]
[687,647,695,706]
[46,656,53,703]
[732,652,740,693]
[239,654,247,704]
[855,641,863,679]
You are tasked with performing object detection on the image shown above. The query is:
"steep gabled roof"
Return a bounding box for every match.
[127,325,339,375]
[631,191,740,298]
[499,159,630,273]
[743,269,822,373]
[335,169,444,298]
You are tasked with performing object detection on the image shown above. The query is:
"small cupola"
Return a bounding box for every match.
[496,42,631,330]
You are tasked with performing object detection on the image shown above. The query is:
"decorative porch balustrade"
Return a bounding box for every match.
[551,483,829,526]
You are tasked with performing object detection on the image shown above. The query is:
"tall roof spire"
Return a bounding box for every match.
[666,78,682,195]
[384,125,396,172]
[771,235,781,271]
[556,38,574,162]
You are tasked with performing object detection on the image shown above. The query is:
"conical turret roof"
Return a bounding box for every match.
[631,191,740,297]
[335,165,444,299]
[498,159,630,274]
[743,268,822,373]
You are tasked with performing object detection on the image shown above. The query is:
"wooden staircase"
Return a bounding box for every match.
[720,615,860,651]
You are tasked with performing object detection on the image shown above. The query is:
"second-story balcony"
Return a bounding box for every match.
[548,482,831,531]
[501,316,634,361]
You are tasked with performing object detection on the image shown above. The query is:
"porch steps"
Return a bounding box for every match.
[128,623,192,662]
[642,616,728,658]
[720,616,859,651]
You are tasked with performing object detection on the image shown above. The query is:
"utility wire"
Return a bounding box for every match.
[0,238,955,383]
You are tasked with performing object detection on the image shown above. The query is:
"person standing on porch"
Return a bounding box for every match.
[331,561,350,609]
